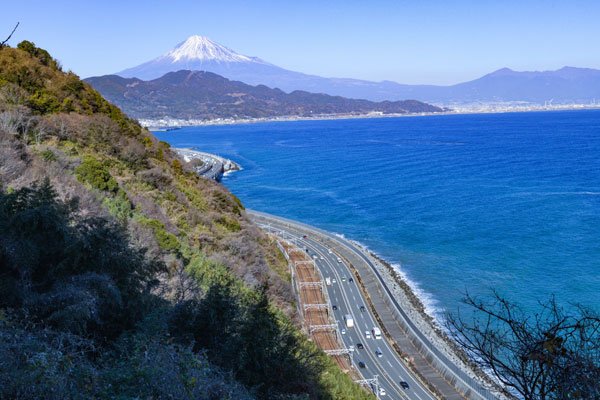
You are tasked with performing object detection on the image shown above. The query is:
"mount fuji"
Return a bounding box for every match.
[116,35,426,102]
[115,35,600,104]
[117,35,314,89]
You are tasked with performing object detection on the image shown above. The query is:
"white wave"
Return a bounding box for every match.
[223,167,242,177]
[389,263,443,319]
[343,237,444,323]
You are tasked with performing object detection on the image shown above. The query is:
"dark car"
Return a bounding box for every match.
[360,305,366,312]
[349,277,354,283]
[332,305,338,310]
[356,342,364,349]
[399,381,409,389]
[358,361,366,368]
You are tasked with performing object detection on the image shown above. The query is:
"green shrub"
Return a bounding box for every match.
[172,159,183,175]
[136,215,180,252]
[75,155,118,193]
[17,40,61,70]
[184,250,236,291]
[0,180,163,339]
[28,89,60,114]
[216,215,241,232]
[141,136,153,147]
[40,149,57,162]
[103,189,133,222]
[213,190,242,215]
[177,181,208,211]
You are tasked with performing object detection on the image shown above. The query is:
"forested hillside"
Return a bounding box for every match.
[86,70,443,121]
[0,41,372,399]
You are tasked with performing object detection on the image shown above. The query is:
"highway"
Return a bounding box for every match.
[308,235,434,399]
[254,217,437,399]
[250,210,497,400]
[174,148,240,181]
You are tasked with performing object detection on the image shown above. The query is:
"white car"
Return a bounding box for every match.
[332,278,337,284]
[379,387,386,396]
[341,328,346,335]
[328,250,333,254]
[365,330,372,339]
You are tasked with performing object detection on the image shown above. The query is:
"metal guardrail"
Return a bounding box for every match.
[324,348,353,356]
[304,303,329,311]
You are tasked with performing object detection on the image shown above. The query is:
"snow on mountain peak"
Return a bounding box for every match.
[165,35,253,63]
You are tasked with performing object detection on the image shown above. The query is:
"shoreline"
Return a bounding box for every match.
[144,104,600,129]
[348,240,503,394]
[333,234,504,396]
[250,210,506,399]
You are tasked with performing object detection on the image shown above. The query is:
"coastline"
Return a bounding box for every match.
[333,234,504,396]
[348,240,502,394]
[250,210,505,399]
[143,103,600,129]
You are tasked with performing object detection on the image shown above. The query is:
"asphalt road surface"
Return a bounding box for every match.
[253,215,437,399]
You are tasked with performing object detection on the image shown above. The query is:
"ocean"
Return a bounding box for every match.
[154,110,600,319]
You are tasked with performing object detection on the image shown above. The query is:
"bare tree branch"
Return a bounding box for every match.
[1,22,20,48]
[446,292,600,399]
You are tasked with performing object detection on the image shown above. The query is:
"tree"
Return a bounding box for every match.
[446,292,600,400]
[0,180,163,339]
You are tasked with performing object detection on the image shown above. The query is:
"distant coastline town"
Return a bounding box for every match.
[143,102,600,128]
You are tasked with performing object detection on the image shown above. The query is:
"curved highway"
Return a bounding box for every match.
[250,210,497,400]
[255,218,436,399]
[306,234,434,399]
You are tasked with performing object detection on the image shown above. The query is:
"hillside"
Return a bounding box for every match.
[86,70,443,121]
[114,35,600,104]
[0,41,373,399]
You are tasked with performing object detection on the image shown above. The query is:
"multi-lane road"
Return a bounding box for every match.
[306,232,434,399]
[250,210,497,400]
[255,215,435,399]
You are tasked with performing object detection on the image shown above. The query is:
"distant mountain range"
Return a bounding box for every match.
[114,35,600,104]
[85,70,442,121]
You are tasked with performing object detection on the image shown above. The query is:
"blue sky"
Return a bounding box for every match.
[3,0,599,84]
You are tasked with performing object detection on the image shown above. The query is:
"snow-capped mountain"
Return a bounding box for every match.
[117,35,279,82]
[160,35,259,64]
[116,35,600,103]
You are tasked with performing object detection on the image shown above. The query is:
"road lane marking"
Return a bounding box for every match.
[263,219,432,400]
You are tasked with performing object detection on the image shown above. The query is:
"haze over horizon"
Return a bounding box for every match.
[4,0,600,85]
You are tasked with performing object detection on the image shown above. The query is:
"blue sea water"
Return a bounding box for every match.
[155,110,600,317]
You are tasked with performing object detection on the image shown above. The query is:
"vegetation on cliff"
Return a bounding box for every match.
[0,41,372,399]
